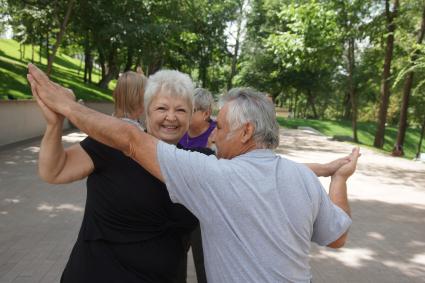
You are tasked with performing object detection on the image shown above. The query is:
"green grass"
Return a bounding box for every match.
[0,39,114,101]
[277,117,425,160]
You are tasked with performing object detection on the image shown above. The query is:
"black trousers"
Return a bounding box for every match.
[176,225,207,283]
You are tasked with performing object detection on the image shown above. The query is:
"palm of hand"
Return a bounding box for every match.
[334,148,360,179]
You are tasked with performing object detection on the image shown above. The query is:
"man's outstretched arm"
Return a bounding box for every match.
[27,63,164,181]
[327,147,360,248]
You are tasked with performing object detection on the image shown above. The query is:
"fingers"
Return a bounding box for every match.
[27,73,37,88]
[351,147,360,161]
[27,74,40,99]
[51,80,76,101]
[28,63,49,85]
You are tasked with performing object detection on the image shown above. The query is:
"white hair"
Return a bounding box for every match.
[144,70,194,113]
[193,88,214,111]
[220,88,280,149]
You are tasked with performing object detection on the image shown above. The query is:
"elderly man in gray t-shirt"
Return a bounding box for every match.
[28,64,359,283]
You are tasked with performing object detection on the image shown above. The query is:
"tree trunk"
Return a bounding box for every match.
[19,44,23,61]
[199,55,209,88]
[84,52,93,83]
[124,48,134,72]
[416,116,425,159]
[39,36,43,64]
[393,2,425,156]
[47,0,75,76]
[148,57,162,75]
[342,91,351,120]
[31,43,35,63]
[374,0,399,148]
[98,48,106,79]
[45,32,49,62]
[347,37,358,143]
[227,31,240,90]
[98,46,119,89]
[307,90,318,119]
[83,32,93,83]
[227,1,244,90]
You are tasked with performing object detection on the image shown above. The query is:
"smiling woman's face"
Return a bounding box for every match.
[145,93,191,144]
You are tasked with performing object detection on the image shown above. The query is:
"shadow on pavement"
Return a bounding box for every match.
[311,199,425,283]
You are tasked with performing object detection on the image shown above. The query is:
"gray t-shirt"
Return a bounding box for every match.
[157,142,352,283]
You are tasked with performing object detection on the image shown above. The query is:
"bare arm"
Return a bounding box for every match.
[64,102,163,181]
[39,124,94,184]
[305,155,350,177]
[326,147,360,248]
[27,64,163,181]
[31,76,94,184]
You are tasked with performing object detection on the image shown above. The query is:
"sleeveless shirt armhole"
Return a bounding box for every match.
[80,137,107,171]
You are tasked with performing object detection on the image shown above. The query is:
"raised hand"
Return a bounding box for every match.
[27,64,76,114]
[333,147,360,180]
[320,156,351,177]
[29,79,65,125]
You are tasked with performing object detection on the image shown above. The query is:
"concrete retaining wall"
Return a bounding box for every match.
[0,100,113,147]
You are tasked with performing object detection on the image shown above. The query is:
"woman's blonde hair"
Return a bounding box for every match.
[113,71,147,118]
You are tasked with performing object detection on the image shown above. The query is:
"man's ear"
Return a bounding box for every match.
[241,123,254,143]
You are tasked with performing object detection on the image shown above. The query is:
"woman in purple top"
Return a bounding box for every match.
[179,88,216,149]
[178,88,215,283]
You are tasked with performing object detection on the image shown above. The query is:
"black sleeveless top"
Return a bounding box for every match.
[60,137,198,283]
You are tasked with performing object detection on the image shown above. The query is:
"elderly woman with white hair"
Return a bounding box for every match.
[35,70,200,283]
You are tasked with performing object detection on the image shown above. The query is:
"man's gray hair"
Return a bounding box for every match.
[193,88,214,111]
[144,70,194,113]
[220,88,279,149]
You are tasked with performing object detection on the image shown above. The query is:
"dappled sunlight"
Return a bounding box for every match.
[313,247,375,268]
[4,198,20,204]
[62,132,87,143]
[56,204,84,212]
[407,241,425,248]
[410,254,425,266]
[382,259,425,277]
[4,161,17,165]
[23,146,40,153]
[37,202,83,213]
[367,232,384,240]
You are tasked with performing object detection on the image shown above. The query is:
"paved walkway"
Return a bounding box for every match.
[0,128,424,282]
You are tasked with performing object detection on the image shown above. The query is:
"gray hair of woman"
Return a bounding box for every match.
[220,87,279,149]
[193,88,214,112]
[144,70,194,113]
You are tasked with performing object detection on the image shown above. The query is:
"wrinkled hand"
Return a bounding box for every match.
[333,147,360,180]
[322,156,351,177]
[29,79,64,125]
[27,64,75,114]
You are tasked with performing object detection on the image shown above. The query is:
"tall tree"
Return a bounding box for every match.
[331,0,373,143]
[263,1,342,118]
[47,0,75,76]
[227,0,247,90]
[392,1,425,156]
[374,0,400,148]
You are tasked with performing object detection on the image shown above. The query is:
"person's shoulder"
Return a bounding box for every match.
[277,154,316,177]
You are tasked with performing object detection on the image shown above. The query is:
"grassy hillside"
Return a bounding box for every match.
[277,117,424,160]
[0,39,113,101]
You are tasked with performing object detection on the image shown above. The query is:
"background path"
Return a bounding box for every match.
[0,128,424,282]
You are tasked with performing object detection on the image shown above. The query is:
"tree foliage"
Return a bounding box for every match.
[3,0,425,153]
